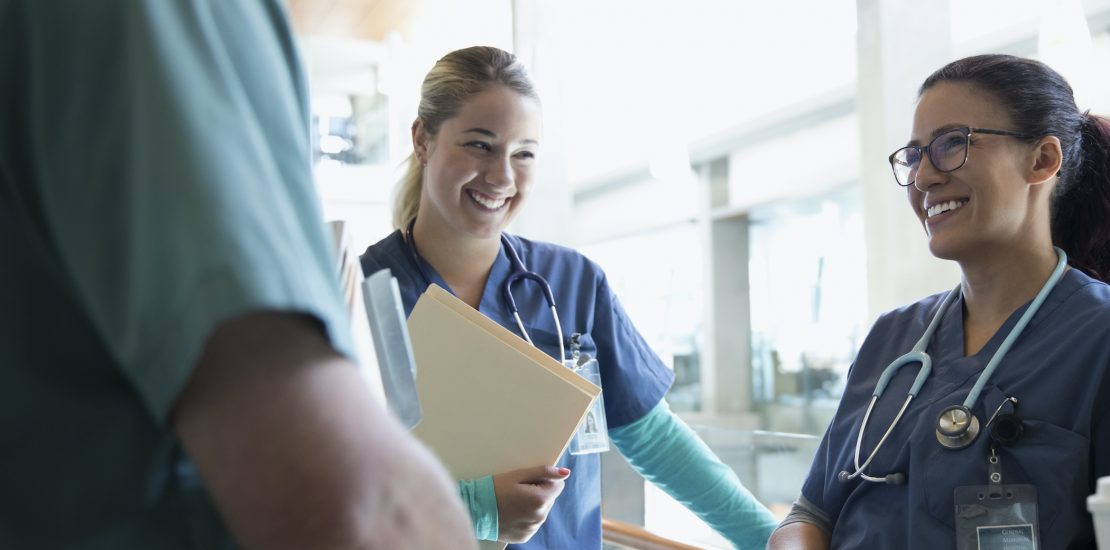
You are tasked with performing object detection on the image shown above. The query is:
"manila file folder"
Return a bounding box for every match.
[408,284,601,548]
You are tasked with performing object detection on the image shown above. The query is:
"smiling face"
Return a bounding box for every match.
[906,82,1041,261]
[414,85,541,241]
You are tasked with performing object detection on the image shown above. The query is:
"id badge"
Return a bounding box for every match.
[565,355,610,455]
[954,451,1039,549]
[954,402,1038,548]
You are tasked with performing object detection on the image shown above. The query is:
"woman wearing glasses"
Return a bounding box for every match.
[770,54,1110,549]
[360,46,778,549]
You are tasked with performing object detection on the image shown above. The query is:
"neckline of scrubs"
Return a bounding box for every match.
[924,268,1081,399]
[407,233,515,321]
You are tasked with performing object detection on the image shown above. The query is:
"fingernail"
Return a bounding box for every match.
[558,468,571,476]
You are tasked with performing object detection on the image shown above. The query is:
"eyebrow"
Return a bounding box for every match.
[907,123,967,147]
[462,127,539,146]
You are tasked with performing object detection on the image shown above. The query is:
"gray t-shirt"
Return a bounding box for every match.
[0,1,353,547]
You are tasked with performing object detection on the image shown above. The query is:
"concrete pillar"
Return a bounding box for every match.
[857,0,960,321]
[509,0,575,246]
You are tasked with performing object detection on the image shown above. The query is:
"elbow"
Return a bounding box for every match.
[230,485,427,550]
[766,522,830,550]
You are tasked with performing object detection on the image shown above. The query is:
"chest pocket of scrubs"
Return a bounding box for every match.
[920,385,1090,533]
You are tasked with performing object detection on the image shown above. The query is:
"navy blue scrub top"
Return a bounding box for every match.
[802,268,1110,549]
[361,230,674,549]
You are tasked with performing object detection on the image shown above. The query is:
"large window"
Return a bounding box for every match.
[579,223,704,412]
[748,187,867,431]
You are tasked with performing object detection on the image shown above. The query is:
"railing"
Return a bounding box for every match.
[602,518,707,550]
[600,426,821,549]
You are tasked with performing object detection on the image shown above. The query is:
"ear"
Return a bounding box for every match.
[1026,135,1062,186]
[411,118,430,165]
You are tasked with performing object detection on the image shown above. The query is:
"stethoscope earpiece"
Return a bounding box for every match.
[935,404,980,450]
[838,469,907,485]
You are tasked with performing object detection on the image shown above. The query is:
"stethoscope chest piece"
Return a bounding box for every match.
[935,404,980,450]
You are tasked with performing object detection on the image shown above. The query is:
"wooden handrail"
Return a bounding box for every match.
[601,518,707,550]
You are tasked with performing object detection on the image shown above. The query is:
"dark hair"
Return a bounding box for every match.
[920,54,1110,282]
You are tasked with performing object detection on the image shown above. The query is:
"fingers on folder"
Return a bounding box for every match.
[523,465,571,484]
[493,465,571,543]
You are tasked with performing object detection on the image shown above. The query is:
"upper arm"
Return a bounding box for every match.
[590,275,675,428]
[172,312,407,548]
[768,522,831,550]
[771,494,834,549]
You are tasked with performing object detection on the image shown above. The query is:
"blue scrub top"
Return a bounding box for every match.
[361,230,674,549]
[802,268,1110,548]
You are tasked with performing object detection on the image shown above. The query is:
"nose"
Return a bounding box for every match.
[484,154,514,190]
[912,151,945,193]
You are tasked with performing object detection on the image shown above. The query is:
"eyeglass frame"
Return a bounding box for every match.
[888,126,1037,188]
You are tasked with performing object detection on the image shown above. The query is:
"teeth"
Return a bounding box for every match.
[926,200,967,218]
[468,190,508,210]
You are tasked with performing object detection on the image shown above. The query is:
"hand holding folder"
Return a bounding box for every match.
[407,284,601,548]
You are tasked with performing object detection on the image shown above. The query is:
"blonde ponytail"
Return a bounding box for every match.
[392,153,424,230]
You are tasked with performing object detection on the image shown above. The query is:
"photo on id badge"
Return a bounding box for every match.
[565,346,609,455]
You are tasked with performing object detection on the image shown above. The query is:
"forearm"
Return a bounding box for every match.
[767,522,830,549]
[458,476,499,541]
[610,401,778,549]
[174,312,474,549]
[769,496,831,549]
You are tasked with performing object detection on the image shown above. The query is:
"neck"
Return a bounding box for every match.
[958,242,1061,354]
[411,216,501,308]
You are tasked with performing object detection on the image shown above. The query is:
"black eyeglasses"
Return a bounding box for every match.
[888,127,1035,187]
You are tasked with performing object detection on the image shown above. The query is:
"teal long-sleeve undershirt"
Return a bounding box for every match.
[458,476,499,541]
[609,400,779,549]
[456,400,778,547]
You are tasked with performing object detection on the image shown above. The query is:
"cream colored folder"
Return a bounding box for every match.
[407,284,601,548]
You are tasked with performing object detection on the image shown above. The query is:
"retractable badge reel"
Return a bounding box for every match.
[954,397,1039,550]
[565,333,610,455]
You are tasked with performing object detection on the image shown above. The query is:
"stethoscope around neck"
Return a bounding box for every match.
[838,247,1068,485]
[403,220,567,363]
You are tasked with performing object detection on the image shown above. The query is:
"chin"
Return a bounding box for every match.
[925,236,969,263]
[462,220,508,240]
[927,244,955,261]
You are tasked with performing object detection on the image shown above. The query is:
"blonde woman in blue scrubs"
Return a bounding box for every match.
[361,46,779,549]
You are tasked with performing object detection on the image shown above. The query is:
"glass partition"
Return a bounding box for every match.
[748,186,867,434]
[580,222,705,412]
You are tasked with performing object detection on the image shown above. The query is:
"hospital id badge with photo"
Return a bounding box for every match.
[954,484,1039,550]
[564,354,610,455]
